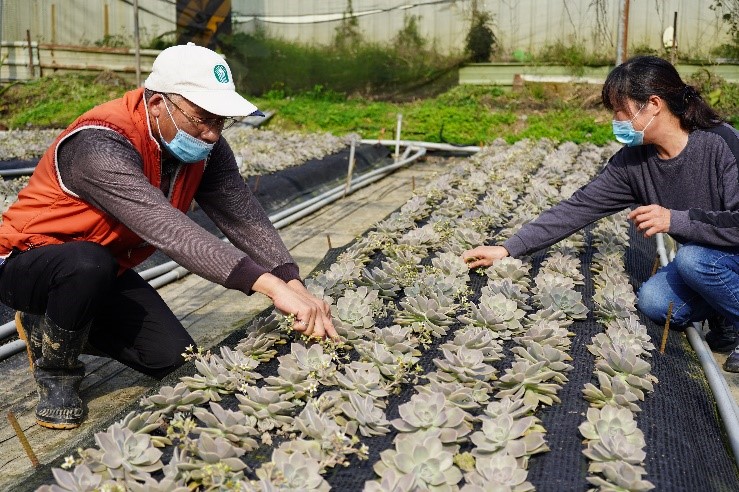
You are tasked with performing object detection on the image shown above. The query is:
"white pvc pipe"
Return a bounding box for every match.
[361,138,481,154]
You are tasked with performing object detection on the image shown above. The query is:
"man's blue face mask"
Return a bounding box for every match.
[612,103,656,147]
[156,98,214,163]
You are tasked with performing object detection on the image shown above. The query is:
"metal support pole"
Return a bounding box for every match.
[25,29,34,77]
[133,0,141,86]
[671,11,678,65]
[615,0,630,65]
[394,113,402,163]
[344,139,356,197]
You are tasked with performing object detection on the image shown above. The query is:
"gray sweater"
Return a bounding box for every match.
[58,129,299,294]
[503,125,739,257]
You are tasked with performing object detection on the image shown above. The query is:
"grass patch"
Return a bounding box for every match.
[255,84,612,145]
[0,73,131,129]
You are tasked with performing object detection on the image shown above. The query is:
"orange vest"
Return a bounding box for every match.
[0,88,206,271]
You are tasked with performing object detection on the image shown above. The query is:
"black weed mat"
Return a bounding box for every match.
[0,144,391,331]
[18,217,739,491]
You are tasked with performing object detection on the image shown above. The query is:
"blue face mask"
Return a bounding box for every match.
[612,103,656,147]
[156,99,214,163]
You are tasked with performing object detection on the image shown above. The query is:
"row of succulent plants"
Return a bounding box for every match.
[39,138,634,491]
[579,212,658,491]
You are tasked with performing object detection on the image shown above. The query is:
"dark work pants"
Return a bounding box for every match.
[0,242,194,379]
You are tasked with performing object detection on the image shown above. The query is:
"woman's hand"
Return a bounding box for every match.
[252,274,337,340]
[628,205,671,237]
[461,245,510,269]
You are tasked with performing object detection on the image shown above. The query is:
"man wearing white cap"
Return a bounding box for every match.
[0,43,335,429]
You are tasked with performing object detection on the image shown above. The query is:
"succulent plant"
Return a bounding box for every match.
[416,379,490,411]
[588,330,653,361]
[511,341,573,382]
[256,449,331,491]
[583,431,647,471]
[463,453,535,492]
[523,305,574,328]
[177,434,249,486]
[470,413,548,459]
[432,250,471,279]
[515,320,573,350]
[355,339,420,386]
[482,396,538,421]
[36,465,107,492]
[193,402,259,451]
[81,424,163,482]
[126,476,190,492]
[495,360,562,408]
[333,286,381,329]
[586,461,655,491]
[395,295,456,337]
[336,392,391,437]
[484,257,531,290]
[215,346,263,385]
[440,326,504,364]
[539,252,585,284]
[533,271,578,292]
[593,283,638,321]
[235,314,289,363]
[292,399,344,440]
[335,361,391,403]
[363,468,417,492]
[361,265,402,299]
[305,259,362,297]
[236,386,300,432]
[458,292,526,336]
[374,430,462,491]
[391,392,471,443]
[596,345,656,400]
[119,410,171,448]
[579,405,644,444]
[180,357,239,401]
[290,342,338,384]
[533,285,589,319]
[583,371,643,412]
[483,279,531,311]
[432,347,497,388]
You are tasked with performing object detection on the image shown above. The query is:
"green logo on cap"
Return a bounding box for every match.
[213,65,229,83]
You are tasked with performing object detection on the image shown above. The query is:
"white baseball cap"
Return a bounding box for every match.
[144,42,263,117]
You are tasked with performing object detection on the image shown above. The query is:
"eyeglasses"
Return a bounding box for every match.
[163,94,239,132]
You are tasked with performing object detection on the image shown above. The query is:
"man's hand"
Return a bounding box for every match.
[252,274,337,340]
[628,205,671,238]
[286,279,337,340]
[461,245,510,269]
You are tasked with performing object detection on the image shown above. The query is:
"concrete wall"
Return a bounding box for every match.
[0,0,174,47]
[0,0,733,58]
[232,0,732,58]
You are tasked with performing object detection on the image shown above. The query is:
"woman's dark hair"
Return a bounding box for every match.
[602,55,723,130]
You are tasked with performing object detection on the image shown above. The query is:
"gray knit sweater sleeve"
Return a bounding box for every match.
[57,128,299,293]
[503,126,739,257]
[503,159,636,257]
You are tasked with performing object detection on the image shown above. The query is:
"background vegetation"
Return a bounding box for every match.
[1,12,737,144]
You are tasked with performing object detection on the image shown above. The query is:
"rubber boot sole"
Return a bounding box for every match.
[36,419,81,430]
[15,311,35,372]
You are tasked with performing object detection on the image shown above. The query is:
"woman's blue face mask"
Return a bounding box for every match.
[156,99,214,163]
[612,103,656,147]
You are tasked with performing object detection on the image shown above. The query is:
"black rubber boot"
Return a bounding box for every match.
[33,318,89,429]
[705,315,739,353]
[723,348,739,373]
[15,311,44,371]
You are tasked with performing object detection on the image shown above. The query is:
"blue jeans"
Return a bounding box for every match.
[637,244,739,329]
